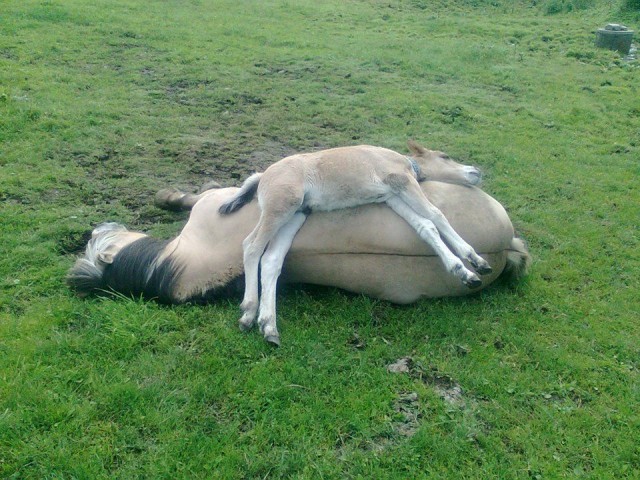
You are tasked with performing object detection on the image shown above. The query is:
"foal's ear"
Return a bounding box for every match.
[408,140,427,156]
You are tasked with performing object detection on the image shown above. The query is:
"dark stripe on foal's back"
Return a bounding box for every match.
[102,237,182,303]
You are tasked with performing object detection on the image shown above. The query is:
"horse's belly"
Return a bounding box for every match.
[282,251,507,303]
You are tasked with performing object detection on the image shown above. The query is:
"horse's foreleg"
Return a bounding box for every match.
[386,196,482,288]
[432,218,492,275]
[154,181,221,211]
[256,212,307,346]
[198,180,222,193]
[154,188,205,211]
[397,181,492,275]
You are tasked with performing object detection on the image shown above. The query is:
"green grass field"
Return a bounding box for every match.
[1,0,639,477]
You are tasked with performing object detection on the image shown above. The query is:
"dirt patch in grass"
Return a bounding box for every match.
[170,138,296,185]
[56,229,93,255]
[387,356,468,409]
[337,358,475,459]
[392,391,421,437]
[57,138,297,230]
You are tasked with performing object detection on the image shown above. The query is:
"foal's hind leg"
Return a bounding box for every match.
[386,197,482,288]
[256,212,307,345]
[238,185,306,332]
[397,180,492,275]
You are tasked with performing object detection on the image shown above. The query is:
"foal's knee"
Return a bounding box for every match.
[416,221,439,239]
[429,209,449,226]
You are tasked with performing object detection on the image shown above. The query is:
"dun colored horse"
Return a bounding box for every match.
[67,142,530,345]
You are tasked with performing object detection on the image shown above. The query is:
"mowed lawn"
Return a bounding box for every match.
[1,0,639,478]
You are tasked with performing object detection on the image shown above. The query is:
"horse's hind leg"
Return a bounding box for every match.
[256,212,307,345]
[397,180,492,275]
[237,227,265,331]
[386,197,482,288]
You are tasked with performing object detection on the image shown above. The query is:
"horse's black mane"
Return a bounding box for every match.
[102,237,181,304]
[101,236,245,304]
[185,274,245,305]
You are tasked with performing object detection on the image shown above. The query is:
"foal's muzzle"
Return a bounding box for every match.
[463,166,482,185]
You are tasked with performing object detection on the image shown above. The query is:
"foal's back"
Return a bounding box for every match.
[259,145,414,212]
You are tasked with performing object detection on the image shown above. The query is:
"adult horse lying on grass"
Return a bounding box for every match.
[67,142,530,344]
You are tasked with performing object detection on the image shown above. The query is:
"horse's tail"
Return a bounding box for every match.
[218,172,262,215]
[501,236,531,282]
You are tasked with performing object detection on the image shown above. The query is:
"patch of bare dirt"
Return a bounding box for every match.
[160,137,296,187]
[57,229,93,255]
[64,138,298,231]
[387,356,468,409]
[392,391,421,437]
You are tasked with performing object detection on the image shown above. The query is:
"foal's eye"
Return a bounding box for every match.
[441,154,451,160]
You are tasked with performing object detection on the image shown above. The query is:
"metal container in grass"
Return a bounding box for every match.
[595,24,634,55]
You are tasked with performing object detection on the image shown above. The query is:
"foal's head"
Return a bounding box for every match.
[408,140,482,186]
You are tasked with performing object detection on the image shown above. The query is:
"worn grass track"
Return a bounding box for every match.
[1,0,639,478]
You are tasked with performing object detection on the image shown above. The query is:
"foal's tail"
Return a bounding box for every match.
[501,236,532,282]
[218,172,262,215]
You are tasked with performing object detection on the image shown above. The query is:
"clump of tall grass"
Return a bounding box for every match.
[621,0,640,10]
[542,0,596,15]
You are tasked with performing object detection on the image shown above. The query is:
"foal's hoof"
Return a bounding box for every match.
[469,256,492,275]
[474,263,493,276]
[464,276,483,289]
[265,335,281,347]
[238,319,254,332]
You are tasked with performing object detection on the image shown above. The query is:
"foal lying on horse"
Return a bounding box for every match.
[67,142,530,345]
[218,142,498,345]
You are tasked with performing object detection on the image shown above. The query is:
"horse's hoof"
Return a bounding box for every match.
[198,180,222,193]
[265,335,281,347]
[464,276,482,289]
[154,188,183,210]
[469,257,492,275]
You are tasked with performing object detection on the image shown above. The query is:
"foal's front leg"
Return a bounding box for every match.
[386,197,482,288]
[397,181,492,275]
[256,212,307,346]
